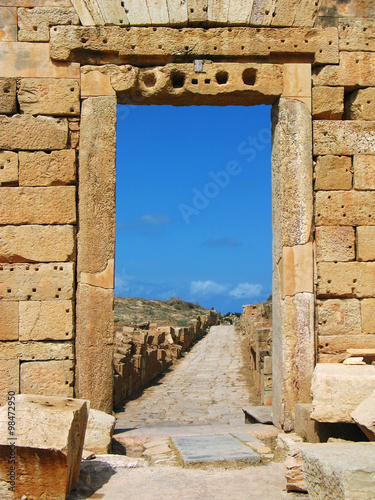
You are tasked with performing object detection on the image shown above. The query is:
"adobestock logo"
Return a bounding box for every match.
[178,127,271,225]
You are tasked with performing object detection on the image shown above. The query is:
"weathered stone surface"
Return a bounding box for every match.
[0,359,18,405]
[315,226,355,262]
[295,403,320,443]
[301,443,375,500]
[18,7,79,41]
[282,63,311,111]
[84,408,116,454]
[353,154,375,190]
[19,300,74,340]
[351,390,375,440]
[0,394,89,499]
[81,258,114,289]
[272,98,313,264]
[318,335,375,361]
[19,150,76,186]
[0,77,16,113]
[0,225,75,263]
[83,62,284,106]
[0,262,74,301]
[227,0,251,24]
[0,340,74,360]
[0,114,68,150]
[314,155,352,190]
[0,42,80,78]
[0,187,76,225]
[314,120,375,156]
[316,191,375,226]
[20,359,74,397]
[357,227,375,262]
[313,51,375,88]
[0,7,16,41]
[311,363,375,423]
[18,78,80,115]
[361,298,375,334]
[278,243,314,298]
[0,0,72,5]
[339,17,375,52]
[78,96,116,276]
[312,86,343,119]
[50,26,338,65]
[346,88,375,121]
[285,452,307,492]
[316,299,361,336]
[272,289,314,430]
[0,150,17,184]
[76,283,114,413]
[317,262,375,298]
[0,301,18,340]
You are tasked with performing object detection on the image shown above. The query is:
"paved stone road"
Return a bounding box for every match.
[116,325,253,427]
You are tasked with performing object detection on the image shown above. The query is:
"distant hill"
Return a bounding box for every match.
[114,296,218,328]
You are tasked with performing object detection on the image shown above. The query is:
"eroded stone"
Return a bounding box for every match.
[314,120,375,156]
[0,301,18,340]
[315,226,355,262]
[316,191,375,226]
[18,7,79,42]
[312,86,344,119]
[353,154,375,190]
[314,155,352,190]
[316,299,361,336]
[19,300,74,340]
[317,262,375,298]
[346,88,375,121]
[313,52,375,88]
[84,409,116,454]
[0,150,18,184]
[19,150,76,186]
[20,359,74,397]
[361,298,375,334]
[18,78,80,115]
[0,77,16,114]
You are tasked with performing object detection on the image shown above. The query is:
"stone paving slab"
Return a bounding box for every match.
[243,406,273,424]
[230,431,262,443]
[172,434,261,465]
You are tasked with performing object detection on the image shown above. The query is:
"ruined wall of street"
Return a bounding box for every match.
[1,0,375,429]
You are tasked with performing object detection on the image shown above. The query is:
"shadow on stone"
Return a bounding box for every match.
[67,461,116,500]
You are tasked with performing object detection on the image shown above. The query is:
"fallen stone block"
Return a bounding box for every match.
[84,408,116,454]
[0,394,89,499]
[351,390,375,441]
[301,442,375,500]
[311,363,375,423]
[243,405,273,424]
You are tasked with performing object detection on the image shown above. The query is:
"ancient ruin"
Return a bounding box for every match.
[1,0,375,497]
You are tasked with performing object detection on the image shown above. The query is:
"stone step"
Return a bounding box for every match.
[243,405,273,425]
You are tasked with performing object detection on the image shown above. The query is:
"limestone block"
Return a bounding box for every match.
[83,408,116,454]
[0,151,17,185]
[357,227,375,262]
[346,88,375,121]
[0,7,16,41]
[21,359,74,397]
[0,77,16,114]
[81,69,116,97]
[354,155,375,190]
[76,283,114,413]
[0,394,89,499]
[0,115,68,151]
[272,99,313,263]
[361,299,375,334]
[313,52,375,88]
[147,0,169,25]
[0,301,18,340]
[0,225,75,263]
[49,26,338,65]
[0,187,76,225]
[295,403,320,443]
[314,155,352,190]
[282,63,311,111]
[318,335,375,359]
[317,262,375,298]
[124,0,151,25]
[314,120,375,156]
[301,443,375,500]
[19,150,76,186]
[351,390,375,440]
[268,0,319,27]
[19,300,74,340]
[312,86,344,120]
[18,7,79,42]
[0,359,18,405]
[0,262,74,301]
[70,0,105,25]
[0,42,80,79]
[227,0,251,24]
[0,340,74,361]
[316,299,361,336]
[339,18,375,52]
[207,0,229,24]
[167,0,188,24]
[78,97,116,275]
[315,226,355,262]
[316,191,375,226]
[278,243,313,298]
[18,78,80,116]
[311,364,375,423]
[81,259,114,289]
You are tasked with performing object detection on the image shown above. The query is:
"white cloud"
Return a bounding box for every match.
[190,280,228,296]
[229,283,262,299]
[139,214,172,227]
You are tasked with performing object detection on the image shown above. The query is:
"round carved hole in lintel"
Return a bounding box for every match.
[242,68,257,86]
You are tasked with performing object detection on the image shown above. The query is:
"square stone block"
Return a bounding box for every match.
[314,155,352,190]
[357,226,375,261]
[316,299,361,336]
[20,359,74,397]
[312,86,344,120]
[19,300,74,340]
[315,226,355,262]
[353,154,375,190]
[19,150,76,186]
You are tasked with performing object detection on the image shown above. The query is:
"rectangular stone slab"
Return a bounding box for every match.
[172,434,260,465]
[50,26,338,65]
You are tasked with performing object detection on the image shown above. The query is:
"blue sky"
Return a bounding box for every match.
[115,104,272,314]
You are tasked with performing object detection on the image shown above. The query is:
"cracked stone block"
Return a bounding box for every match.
[19,300,74,340]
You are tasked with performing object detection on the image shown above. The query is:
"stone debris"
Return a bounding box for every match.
[0,394,89,500]
[83,408,116,454]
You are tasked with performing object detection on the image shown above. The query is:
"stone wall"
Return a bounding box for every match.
[1,0,375,428]
[113,311,219,407]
